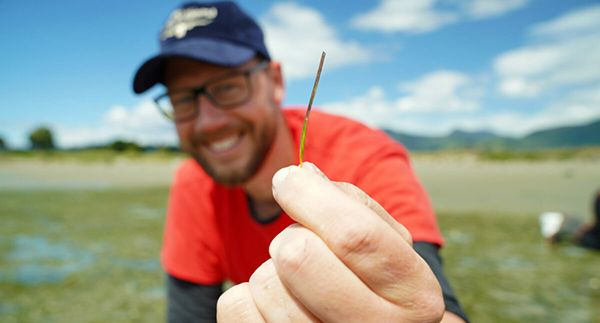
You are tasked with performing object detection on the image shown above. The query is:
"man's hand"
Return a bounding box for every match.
[217,162,445,323]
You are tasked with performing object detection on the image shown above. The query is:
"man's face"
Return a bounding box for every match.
[163,57,284,186]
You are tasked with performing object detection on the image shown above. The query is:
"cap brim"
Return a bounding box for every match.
[133,38,256,94]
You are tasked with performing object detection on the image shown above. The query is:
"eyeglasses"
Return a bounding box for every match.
[154,60,270,122]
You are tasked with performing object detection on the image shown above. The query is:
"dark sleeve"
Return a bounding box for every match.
[166,274,221,323]
[413,241,470,323]
[594,192,600,226]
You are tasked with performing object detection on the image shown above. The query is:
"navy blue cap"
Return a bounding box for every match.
[133,1,270,94]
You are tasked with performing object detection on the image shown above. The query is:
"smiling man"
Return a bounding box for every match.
[133,2,468,323]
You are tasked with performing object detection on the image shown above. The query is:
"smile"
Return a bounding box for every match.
[206,132,244,153]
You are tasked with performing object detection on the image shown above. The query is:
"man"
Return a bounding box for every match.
[133,2,469,322]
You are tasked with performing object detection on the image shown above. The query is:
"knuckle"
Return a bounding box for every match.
[216,283,251,313]
[330,223,377,257]
[420,297,446,323]
[272,231,311,275]
[338,182,370,206]
[249,260,277,292]
[404,286,445,323]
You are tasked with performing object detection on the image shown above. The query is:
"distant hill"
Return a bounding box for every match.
[384,118,600,151]
[519,119,600,149]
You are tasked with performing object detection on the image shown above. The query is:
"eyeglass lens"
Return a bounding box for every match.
[156,73,253,121]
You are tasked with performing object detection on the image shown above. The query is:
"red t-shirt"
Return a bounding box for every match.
[161,108,444,285]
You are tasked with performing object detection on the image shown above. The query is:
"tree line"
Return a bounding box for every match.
[0,127,178,152]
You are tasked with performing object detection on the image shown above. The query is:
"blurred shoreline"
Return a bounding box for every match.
[0,154,184,191]
[1,149,599,218]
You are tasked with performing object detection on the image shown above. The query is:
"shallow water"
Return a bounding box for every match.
[1,235,95,285]
[127,205,166,219]
[1,235,161,285]
[111,258,161,272]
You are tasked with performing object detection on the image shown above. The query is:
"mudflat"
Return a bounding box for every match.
[0,159,181,190]
[1,155,598,218]
[2,154,600,323]
[413,156,600,218]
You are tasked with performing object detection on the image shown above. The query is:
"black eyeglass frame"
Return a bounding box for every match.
[154,60,270,123]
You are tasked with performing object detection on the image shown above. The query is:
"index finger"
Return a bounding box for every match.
[302,162,412,246]
[271,165,440,306]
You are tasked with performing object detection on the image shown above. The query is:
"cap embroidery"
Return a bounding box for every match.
[160,6,218,40]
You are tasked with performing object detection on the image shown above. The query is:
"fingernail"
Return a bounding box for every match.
[272,167,290,191]
[302,162,316,171]
[302,162,328,179]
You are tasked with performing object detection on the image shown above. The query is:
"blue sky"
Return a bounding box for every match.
[1,0,599,149]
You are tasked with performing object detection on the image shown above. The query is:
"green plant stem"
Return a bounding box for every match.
[300,51,326,167]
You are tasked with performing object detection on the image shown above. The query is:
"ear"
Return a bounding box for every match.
[268,61,286,106]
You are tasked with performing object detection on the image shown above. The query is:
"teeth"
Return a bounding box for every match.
[208,134,241,152]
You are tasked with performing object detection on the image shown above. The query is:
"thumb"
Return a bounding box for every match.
[299,161,329,181]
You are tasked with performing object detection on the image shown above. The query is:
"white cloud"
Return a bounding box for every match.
[465,0,530,19]
[530,4,600,37]
[494,46,564,77]
[322,70,483,132]
[322,70,600,137]
[260,2,372,80]
[350,0,529,34]
[104,101,173,135]
[322,85,482,136]
[396,70,480,112]
[494,5,600,97]
[453,84,600,136]
[496,77,541,98]
[321,86,393,128]
[351,0,458,34]
[53,100,177,149]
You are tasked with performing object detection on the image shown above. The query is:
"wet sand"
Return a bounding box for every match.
[0,159,181,190]
[413,157,599,218]
[1,156,598,218]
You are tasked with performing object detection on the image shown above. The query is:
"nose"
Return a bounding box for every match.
[193,94,230,132]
